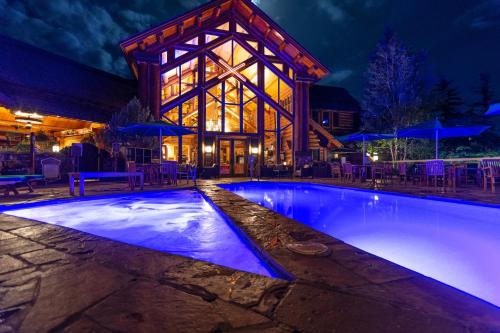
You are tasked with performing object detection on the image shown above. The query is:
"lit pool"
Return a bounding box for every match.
[219,181,500,307]
[1,190,277,278]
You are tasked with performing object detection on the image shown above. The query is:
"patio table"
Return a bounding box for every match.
[0,175,44,196]
[68,172,144,196]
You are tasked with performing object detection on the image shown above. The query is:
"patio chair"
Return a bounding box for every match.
[398,162,408,185]
[330,162,342,180]
[126,161,137,189]
[383,162,394,184]
[342,163,353,182]
[483,166,500,193]
[41,157,61,182]
[371,163,384,184]
[425,160,445,188]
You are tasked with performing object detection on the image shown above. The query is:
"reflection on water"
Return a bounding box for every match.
[3,190,275,277]
[220,182,500,307]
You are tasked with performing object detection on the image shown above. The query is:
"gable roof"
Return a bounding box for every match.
[0,34,136,123]
[120,0,329,80]
[310,85,361,112]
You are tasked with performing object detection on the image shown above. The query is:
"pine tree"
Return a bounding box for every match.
[428,76,463,121]
[468,73,494,120]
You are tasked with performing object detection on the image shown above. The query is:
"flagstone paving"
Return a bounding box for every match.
[0,179,499,332]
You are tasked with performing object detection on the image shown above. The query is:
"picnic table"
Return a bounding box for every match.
[68,172,144,196]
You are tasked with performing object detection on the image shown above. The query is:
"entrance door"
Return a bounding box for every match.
[218,139,247,177]
[233,140,246,176]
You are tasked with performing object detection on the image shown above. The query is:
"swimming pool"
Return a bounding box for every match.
[1,190,277,278]
[219,181,500,307]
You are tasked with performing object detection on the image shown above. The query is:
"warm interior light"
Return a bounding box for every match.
[373,153,379,161]
[205,145,213,153]
[251,147,259,154]
[52,144,60,153]
[13,110,44,126]
[283,161,287,166]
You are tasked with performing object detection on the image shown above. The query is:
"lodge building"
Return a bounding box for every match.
[0,0,360,176]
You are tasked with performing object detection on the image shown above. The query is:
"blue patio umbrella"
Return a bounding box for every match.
[397,119,490,159]
[485,103,500,116]
[338,131,394,165]
[120,121,195,162]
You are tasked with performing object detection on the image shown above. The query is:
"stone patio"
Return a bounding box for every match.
[0,179,499,332]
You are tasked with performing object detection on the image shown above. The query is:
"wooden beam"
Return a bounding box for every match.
[248,13,256,24]
[214,5,221,18]
[264,27,272,40]
[279,41,287,52]
[178,22,185,35]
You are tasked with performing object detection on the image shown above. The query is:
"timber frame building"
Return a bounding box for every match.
[120,0,334,176]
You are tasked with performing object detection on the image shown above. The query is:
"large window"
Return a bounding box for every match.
[211,40,252,67]
[264,66,293,114]
[161,57,198,105]
[264,103,292,165]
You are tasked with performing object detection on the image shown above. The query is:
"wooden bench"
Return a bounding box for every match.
[68,172,144,196]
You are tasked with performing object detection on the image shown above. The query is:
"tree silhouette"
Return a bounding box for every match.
[362,29,425,160]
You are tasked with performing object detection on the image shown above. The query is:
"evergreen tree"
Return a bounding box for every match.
[428,76,463,121]
[362,29,425,161]
[470,73,494,118]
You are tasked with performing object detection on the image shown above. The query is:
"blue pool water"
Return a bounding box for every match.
[1,190,276,278]
[219,181,500,307]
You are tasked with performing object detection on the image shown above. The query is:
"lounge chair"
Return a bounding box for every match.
[0,175,44,196]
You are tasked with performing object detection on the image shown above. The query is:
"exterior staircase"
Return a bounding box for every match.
[308,119,343,161]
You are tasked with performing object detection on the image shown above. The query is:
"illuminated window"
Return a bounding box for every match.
[211,40,252,67]
[164,136,179,161]
[242,84,255,103]
[264,131,276,165]
[163,105,179,125]
[161,51,168,65]
[161,57,199,105]
[224,77,240,104]
[280,115,293,165]
[215,22,230,31]
[224,104,240,133]
[205,34,219,43]
[264,67,279,103]
[264,65,293,113]
[181,96,198,128]
[205,56,224,82]
[273,62,283,72]
[184,37,198,45]
[175,49,188,58]
[264,47,276,56]
[240,63,258,86]
[243,98,257,133]
[288,67,294,80]
[182,134,198,163]
[264,103,277,131]
[280,80,293,113]
[161,67,180,104]
[247,41,258,51]
[205,94,222,132]
[211,40,232,64]
[236,23,248,34]
[180,58,198,95]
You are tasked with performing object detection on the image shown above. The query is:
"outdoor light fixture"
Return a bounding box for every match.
[373,153,379,161]
[251,146,259,154]
[14,110,44,126]
[204,145,213,153]
[52,144,60,153]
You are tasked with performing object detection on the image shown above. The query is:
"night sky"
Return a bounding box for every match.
[1,0,499,101]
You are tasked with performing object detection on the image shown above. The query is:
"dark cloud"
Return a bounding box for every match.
[1,0,499,102]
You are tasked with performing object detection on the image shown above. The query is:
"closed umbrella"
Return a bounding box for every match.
[338,131,394,165]
[397,119,489,159]
[485,103,500,116]
[119,121,195,162]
